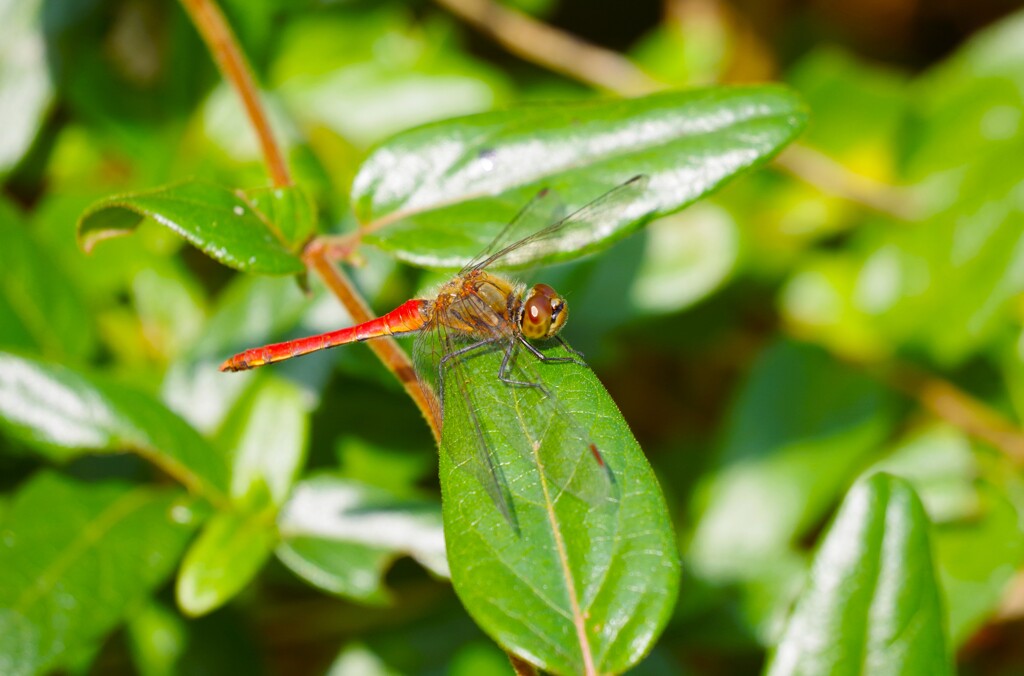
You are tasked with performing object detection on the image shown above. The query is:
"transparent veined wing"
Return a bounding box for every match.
[414,290,618,529]
[466,175,649,272]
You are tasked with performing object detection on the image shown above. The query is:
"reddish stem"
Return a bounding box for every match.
[180,0,291,188]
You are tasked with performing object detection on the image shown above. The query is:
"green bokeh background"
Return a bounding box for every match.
[2,0,1024,674]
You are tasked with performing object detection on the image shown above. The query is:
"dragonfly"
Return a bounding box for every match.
[221,176,648,526]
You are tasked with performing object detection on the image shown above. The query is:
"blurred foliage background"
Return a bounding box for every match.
[3,0,1024,673]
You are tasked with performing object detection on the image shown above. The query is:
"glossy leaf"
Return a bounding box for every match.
[687,339,895,582]
[439,342,679,675]
[276,474,447,604]
[77,181,308,275]
[767,473,952,675]
[352,86,806,269]
[0,352,229,502]
[176,509,276,617]
[242,185,318,250]
[218,375,310,505]
[0,473,202,676]
[0,200,95,360]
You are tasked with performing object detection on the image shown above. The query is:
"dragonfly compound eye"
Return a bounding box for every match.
[522,284,567,339]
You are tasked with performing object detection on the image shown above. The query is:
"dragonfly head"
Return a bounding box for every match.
[520,283,568,340]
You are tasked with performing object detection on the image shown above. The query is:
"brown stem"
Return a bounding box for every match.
[179,0,291,188]
[884,364,1024,465]
[434,0,661,95]
[304,242,442,443]
[774,145,921,221]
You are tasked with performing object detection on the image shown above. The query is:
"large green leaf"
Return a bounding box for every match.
[766,473,952,676]
[276,474,447,604]
[866,425,1024,645]
[0,472,203,676]
[0,352,229,503]
[352,86,806,269]
[77,181,312,275]
[438,341,679,675]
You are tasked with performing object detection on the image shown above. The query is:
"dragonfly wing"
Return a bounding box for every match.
[472,175,649,271]
[459,185,566,274]
[497,339,618,507]
[412,302,519,527]
[417,292,617,528]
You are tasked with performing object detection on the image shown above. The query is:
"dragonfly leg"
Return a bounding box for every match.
[518,334,587,368]
[555,335,586,362]
[437,339,496,408]
[498,338,548,391]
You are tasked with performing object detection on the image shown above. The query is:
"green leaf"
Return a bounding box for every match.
[77,180,308,275]
[276,474,447,604]
[0,200,95,360]
[218,375,310,505]
[0,472,203,676]
[176,509,276,617]
[864,425,1024,644]
[352,86,806,269]
[0,0,52,176]
[438,342,679,675]
[788,48,909,174]
[687,339,895,582]
[766,473,952,676]
[0,352,230,503]
[241,184,318,250]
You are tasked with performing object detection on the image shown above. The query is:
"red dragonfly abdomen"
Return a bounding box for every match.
[220,299,429,371]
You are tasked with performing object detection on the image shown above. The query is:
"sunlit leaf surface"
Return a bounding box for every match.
[439,342,679,675]
[352,86,806,269]
[0,352,229,501]
[767,473,952,676]
[77,181,309,275]
[277,474,447,604]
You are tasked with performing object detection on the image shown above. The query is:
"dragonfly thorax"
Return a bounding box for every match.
[519,283,568,340]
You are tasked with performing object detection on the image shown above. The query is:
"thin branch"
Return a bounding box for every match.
[884,364,1024,465]
[434,0,662,95]
[774,145,922,221]
[180,0,291,187]
[304,242,442,443]
[181,0,439,437]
